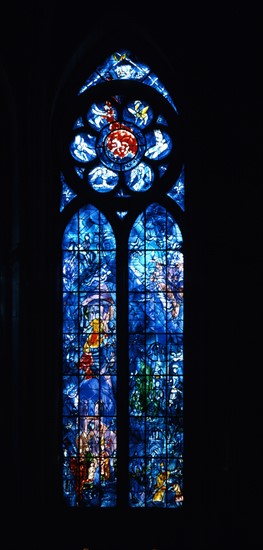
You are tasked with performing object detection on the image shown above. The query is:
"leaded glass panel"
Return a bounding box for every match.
[60,48,184,508]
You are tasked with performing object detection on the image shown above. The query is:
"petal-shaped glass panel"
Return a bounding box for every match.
[145,129,172,160]
[123,100,153,128]
[125,162,153,192]
[87,101,118,130]
[88,165,119,192]
[70,133,97,162]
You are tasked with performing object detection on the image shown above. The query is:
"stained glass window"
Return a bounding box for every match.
[60,49,184,508]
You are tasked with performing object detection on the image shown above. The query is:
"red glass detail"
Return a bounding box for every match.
[102,100,116,124]
[106,123,138,159]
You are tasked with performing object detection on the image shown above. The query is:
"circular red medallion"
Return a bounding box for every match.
[106,126,138,159]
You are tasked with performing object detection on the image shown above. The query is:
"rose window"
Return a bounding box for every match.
[69,95,175,194]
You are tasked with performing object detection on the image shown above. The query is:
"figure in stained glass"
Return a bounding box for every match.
[61,49,184,508]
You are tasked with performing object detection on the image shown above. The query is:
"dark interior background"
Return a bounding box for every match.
[1,2,262,549]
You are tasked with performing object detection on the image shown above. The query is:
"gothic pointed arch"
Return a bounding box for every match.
[52,29,185,510]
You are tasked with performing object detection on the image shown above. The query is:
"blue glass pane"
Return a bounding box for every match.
[145,129,173,160]
[73,116,85,129]
[87,102,118,130]
[156,114,168,126]
[62,205,117,507]
[158,164,168,177]
[125,162,153,192]
[128,204,184,507]
[79,50,151,93]
[88,166,119,192]
[143,73,178,111]
[123,100,153,128]
[116,211,128,219]
[167,166,185,211]
[60,172,77,212]
[74,166,85,179]
[78,51,178,113]
[70,133,97,162]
